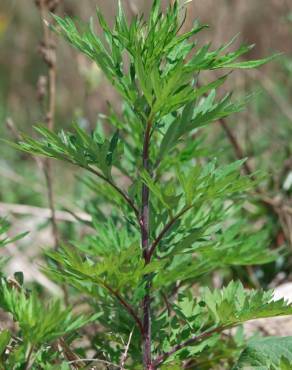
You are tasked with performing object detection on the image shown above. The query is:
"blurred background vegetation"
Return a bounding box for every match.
[0,0,291,297]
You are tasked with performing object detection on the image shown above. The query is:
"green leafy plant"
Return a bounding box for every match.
[0,219,99,369]
[0,280,98,369]
[3,1,292,369]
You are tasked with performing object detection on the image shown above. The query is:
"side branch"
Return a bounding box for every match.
[86,166,140,220]
[103,283,143,335]
[153,325,229,367]
[148,205,192,260]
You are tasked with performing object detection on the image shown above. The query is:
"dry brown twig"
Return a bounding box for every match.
[219,117,292,247]
[0,202,91,223]
[126,0,138,18]
[33,2,86,367]
[58,338,85,369]
[35,0,59,251]
[6,117,44,173]
[120,330,134,369]
[67,358,120,368]
[219,118,254,179]
[35,0,73,310]
[247,69,292,123]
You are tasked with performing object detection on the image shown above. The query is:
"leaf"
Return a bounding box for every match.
[0,330,10,356]
[158,102,195,162]
[218,53,281,69]
[0,218,27,248]
[234,336,292,369]
[135,53,153,105]
[202,281,292,327]
[158,92,245,162]
[16,125,124,179]
[0,280,100,345]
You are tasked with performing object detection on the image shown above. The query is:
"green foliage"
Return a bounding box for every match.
[3,0,289,368]
[0,279,99,368]
[0,280,98,346]
[17,125,122,180]
[156,281,292,364]
[51,3,276,121]
[202,281,292,326]
[234,336,292,369]
[0,217,98,369]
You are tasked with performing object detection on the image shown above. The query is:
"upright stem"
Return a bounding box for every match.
[141,120,153,369]
[141,121,152,263]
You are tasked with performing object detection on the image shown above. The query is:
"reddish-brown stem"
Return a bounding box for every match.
[124,13,154,366]
[161,291,172,316]
[140,120,153,369]
[141,121,152,262]
[153,325,229,367]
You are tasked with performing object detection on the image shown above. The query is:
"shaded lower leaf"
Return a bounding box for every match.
[234,336,292,369]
